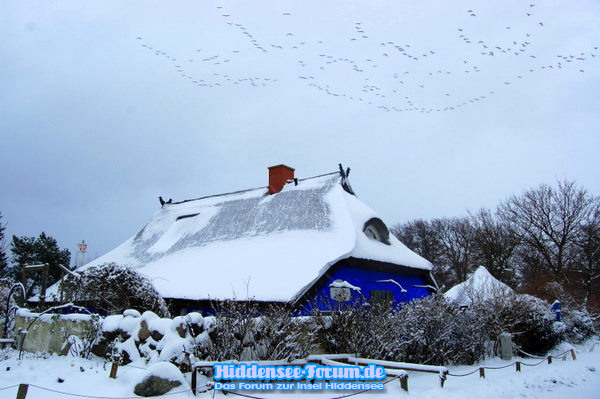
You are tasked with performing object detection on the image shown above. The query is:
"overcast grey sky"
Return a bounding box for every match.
[1,0,599,264]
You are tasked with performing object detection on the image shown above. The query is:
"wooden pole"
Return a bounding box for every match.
[547,356,552,364]
[109,362,119,379]
[570,349,577,360]
[39,264,49,308]
[479,367,485,378]
[399,375,408,392]
[59,271,65,303]
[515,361,521,372]
[16,384,28,399]
[191,368,197,396]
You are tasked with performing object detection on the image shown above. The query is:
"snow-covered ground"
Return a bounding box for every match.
[1,339,599,399]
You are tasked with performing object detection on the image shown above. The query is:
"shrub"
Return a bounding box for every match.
[61,314,102,359]
[470,293,563,355]
[312,300,388,358]
[193,301,314,362]
[312,295,487,365]
[61,263,169,317]
[0,277,22,338]
[562,309,596,343]
[395,295,487,365]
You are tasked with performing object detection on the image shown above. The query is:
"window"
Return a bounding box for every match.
[364,225,380,241]
[176,213,199,221]
[370,289,393,304]
[362,218,391,245]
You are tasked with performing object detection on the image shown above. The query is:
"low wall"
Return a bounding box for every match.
[15,309,95,354]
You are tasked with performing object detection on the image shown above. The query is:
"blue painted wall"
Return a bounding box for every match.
[300,264,432,313]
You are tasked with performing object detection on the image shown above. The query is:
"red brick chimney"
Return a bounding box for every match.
[268,164,295,194]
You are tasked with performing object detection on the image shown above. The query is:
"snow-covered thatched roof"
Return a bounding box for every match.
[60,171,432,302]
[445,266,513,307]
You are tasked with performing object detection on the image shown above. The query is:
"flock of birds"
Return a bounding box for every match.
[136,2,598,114]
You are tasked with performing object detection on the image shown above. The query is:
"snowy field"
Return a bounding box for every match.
[1,339,599,399]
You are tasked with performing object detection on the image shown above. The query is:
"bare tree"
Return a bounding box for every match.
[434,217,476,285]
[394,217,478,288]
[498,180,596,281]
[391,219,449,287]
[571,204,600,310]
[469,208,521,287]
[391,219,443,263]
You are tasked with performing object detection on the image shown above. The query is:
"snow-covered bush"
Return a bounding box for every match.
[312,300,401,360]
[192,301,314,362]
[0,277,22,339]
[61,263,169,317]
[0,278,14,327]
[395,295,487,365]
[311,296,486,365]
[562,309,596,343]
[61,314,102,359]
[471,293,561,355]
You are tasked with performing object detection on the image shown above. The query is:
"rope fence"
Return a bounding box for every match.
[5,348,579,398]
[446,367,482,377]
[448,348,576,379]
[9,383,193,399]
[516,347,573,360]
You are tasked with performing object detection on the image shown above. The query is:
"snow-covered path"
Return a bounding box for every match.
[1,340,598,399]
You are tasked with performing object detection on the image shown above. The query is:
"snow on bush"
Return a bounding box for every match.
[0,278,21,337]
[470,293,561,355]
[563,309,596,343]
[90,296,595,370]
[312,291,596,365]
[192,301,314,362]
[61,262,169,317]
[395,295,487,365]
[312,296,486,365]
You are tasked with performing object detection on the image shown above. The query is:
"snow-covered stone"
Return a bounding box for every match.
[133,362,186,397]
[123,309,141,318]
[102,315,123,333]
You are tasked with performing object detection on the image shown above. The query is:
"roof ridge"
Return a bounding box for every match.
[170,171,340,205]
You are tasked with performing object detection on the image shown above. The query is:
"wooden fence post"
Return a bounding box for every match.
[191,367,197,396]
[39,264,49,308]
[109,362,119,379]
[399,375,408,392]
[479,368,485,378]
[570,349,577,360]
[515,362,521,372]
[547,356,552,364]
[16,384,28,399]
